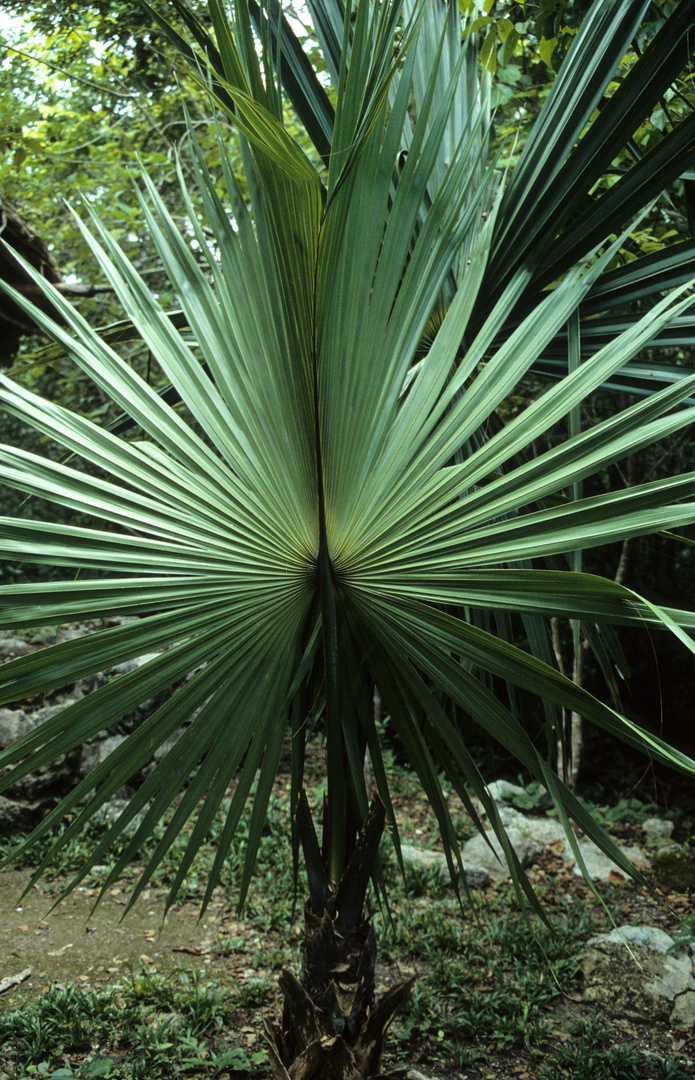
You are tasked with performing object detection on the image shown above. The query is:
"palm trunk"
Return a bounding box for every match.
[265,795,413,1079]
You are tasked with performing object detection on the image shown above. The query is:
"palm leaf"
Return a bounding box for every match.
[1,0,695,920]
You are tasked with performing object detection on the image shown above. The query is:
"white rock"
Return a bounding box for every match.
[523,817,568,847]
[565,839,647,882]
[0,635,32,657]
[80,734,128,775]
[589,925,676,954]
[492,804,567,848]
[485,780,527,803]
[642,816,674,839]
[56,627,88,643]
[400,843,490,889]
[671,991,695,1028]
[462,865,491,889]
[582,924,695,1026]
[492,804,530,829]
[461,826,542,881]
[110,651,162,675]
[0,707,30,748]
[399,843,441,872]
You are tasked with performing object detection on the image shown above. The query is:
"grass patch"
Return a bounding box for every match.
[0,967,268,1079]
[0,768,691,1078]
[539,1013,687,1079]
[385,901,589,1055]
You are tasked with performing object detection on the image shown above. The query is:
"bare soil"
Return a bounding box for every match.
[2,816,695,1077]
[0,868,227,1012]
[1,733,695,1077]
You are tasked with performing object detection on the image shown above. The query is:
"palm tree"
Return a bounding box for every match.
[2,0,695,1074]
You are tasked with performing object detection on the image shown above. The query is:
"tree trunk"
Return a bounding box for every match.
[265,795,413,1079]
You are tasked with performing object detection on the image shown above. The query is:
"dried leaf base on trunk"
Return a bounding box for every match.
[265,795,413,1079]
[265,906,413,1078]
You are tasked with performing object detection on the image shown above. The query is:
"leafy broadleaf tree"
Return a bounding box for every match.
[2,0,695,1074]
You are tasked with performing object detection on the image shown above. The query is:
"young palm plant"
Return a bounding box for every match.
[2,0,695,1074]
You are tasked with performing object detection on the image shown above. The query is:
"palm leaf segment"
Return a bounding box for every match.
[251,0,695,390]
[1,0,695,912]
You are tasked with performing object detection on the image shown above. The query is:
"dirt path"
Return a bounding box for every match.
[0,867,227,1013]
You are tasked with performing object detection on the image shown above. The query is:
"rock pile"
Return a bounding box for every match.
[0,622,178,833]
[401,779,659,888]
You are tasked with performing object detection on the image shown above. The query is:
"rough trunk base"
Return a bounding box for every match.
[265,958,413,1080]
[265,795,413,1079]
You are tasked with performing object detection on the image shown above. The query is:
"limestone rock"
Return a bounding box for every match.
[0,702,83,752]
[582,924,695,1027]
[474,780,651,884]
[0,618,187,809]
[565,839,647,882]
[484,780,527,803]
[491,803,567,847]
[400,843,490,889]
[0,635,32,658]
[0,707,32,749]
[461,826,542,881]
[642,817,674,840]
[0,794,48,833]
[80,734,129,776]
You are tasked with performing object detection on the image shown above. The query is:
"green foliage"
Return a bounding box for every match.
[1,0,695,953]
[0,791,297,923]
[0,0,205,92]
[594,796,658,825]
[0,0,244,456]
[540,1017,687,1080]
[0,967,263,1080]
[389,904,588,1050]
[0,16,186,312]
[0,770,690,1076]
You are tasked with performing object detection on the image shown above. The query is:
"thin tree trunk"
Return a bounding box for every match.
[553,535,632,790]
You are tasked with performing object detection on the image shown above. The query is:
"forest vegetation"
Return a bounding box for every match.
[1,0,695,1074]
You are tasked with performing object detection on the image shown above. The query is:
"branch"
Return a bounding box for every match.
[12,281,116,298]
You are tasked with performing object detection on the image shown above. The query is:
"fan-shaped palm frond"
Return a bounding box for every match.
[2,0,695,1071]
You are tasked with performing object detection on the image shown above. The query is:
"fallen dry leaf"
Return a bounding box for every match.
[47,944,74,957]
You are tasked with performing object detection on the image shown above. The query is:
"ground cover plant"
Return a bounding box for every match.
[2,0,695,1074]
[1,758,694,1078]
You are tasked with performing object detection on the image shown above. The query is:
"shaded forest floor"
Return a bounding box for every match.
[1,748,695,1079]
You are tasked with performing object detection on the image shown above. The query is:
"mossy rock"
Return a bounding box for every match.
[653,847,695,892]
